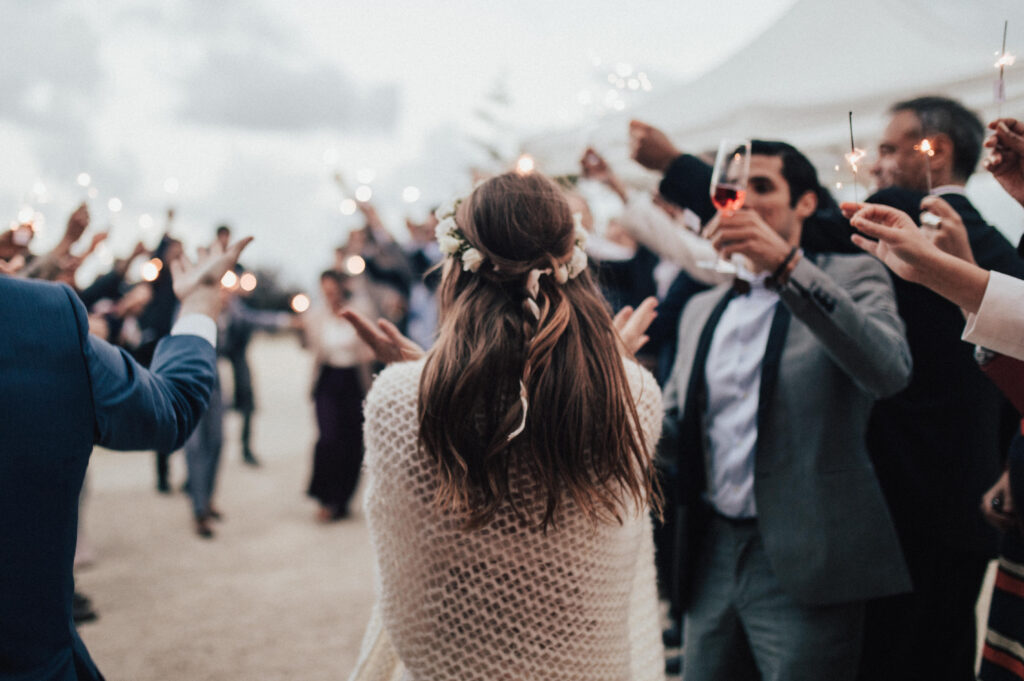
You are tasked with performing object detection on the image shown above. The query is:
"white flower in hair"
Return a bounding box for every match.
[461,247,485,272]
[567,246,588,278]
[438,234,462,256]
[554,264,570,284]
[435,216,457,241]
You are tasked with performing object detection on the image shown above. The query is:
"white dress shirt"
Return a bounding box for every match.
[962,270,1024,361]
[704,269,779,518]
[170,313,217,349]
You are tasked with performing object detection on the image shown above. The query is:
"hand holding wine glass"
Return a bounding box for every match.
[699,138,751,273]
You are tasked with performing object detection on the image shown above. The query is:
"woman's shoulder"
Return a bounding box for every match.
[365,358,426,412]
[622,358,660,408]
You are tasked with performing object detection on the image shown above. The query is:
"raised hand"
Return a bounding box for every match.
[919,196,974,265]
[842,202,937,284]
[705,208,792,273]
[629,120,681,173]
[613,296,658,355]
[170,237,253,318]
[61,204,90,248]
[340,307,424,364]
[580,147,628,203]
[985,118,1024,206]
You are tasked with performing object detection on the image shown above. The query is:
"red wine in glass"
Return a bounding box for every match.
[712,184,746,213]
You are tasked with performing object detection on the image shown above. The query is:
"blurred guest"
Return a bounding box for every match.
[300,269,374,521]
[404,212,443,349]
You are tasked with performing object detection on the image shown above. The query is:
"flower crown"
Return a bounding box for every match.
[434,198,589,282]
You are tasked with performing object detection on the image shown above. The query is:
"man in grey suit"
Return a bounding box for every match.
[663,141,912,680]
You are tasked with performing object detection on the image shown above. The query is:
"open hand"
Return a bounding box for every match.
[613,296,658,355]
[340,307,424,364]
[171,237,253,318]
[842,202,941,284]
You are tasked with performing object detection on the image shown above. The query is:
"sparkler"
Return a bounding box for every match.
[844,111,867,202]
[916,138,935,194]
[996,21,1015,118]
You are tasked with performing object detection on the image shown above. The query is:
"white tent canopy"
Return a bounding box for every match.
[523,0,1024,239]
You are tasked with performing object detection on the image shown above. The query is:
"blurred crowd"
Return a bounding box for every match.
[6,90,1024,680]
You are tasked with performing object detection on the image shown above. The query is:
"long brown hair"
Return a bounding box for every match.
[418,172,658,531]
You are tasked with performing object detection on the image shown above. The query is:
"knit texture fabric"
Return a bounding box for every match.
[356,357,664,681]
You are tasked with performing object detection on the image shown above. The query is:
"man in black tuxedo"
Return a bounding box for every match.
[856,96,1024,681]
[630,96,1024,680]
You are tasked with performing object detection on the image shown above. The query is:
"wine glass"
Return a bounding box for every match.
[697,138,752,273]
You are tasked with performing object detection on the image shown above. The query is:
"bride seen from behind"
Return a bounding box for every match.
[346,171,665,681]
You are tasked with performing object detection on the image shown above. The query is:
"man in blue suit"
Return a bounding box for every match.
[0,231,251,680]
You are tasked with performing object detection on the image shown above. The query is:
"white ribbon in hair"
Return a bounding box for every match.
[524,268,552,320]
[507,380,529,442]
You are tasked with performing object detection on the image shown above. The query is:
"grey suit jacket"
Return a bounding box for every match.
[663,253,913,606]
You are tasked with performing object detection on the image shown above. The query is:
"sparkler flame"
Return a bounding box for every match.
[844,148,867,173]
[916,139,935,156]
[996,52,1016,69]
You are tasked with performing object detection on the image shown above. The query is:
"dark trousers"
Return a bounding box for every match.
[307,366,364,514]
[858,535,990,681]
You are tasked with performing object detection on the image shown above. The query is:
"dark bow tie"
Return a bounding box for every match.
[732,278,752,296]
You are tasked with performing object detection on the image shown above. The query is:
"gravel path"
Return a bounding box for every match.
[76,334,374,681]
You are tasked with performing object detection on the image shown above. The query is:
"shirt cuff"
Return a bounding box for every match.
[962,271,1024,354]
[171,313,217,349]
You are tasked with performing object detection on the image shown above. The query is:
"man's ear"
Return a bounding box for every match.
[929,133,954,176]
[795,189,818,220]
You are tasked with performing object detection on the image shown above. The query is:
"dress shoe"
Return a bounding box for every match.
[194,516,214,539]
[665,655,682,676]
[663,621,682,648]
[73,592,98,625]
[242,449,261,467]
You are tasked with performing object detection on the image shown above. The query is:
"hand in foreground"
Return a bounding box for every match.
[613,296,658,355]
[842,202,940,285]
[628,120,680,173]
[340,307,424,364]
[704,208,792,273]
[171,237,253,318]
[981,470,1019,534]
[985,118,1024,207]
[919,196,974,265]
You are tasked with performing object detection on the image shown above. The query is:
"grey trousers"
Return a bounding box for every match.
[683,515,864,681]
[184,379,223,519]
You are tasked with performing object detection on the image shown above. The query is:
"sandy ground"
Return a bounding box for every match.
[76,334,375,681]
[73,333,996,679]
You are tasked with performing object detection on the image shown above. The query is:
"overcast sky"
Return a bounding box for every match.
[0,0,797,286]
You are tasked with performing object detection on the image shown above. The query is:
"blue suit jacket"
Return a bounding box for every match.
[0,277,216,680]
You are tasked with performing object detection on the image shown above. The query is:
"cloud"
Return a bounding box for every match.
[176,45,399,132]
[0,2,103,130]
